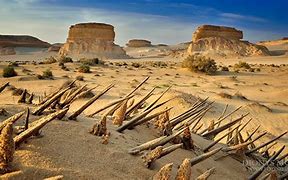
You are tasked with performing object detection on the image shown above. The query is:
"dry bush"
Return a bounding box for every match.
[2,66,17,78]
[78,64,91,73]
[43,56,57,64]
[218,92,232,99]
[42,69,54,79]
[58,56,73,63]
[76,75,84,81]
[182,55,217,75]
[79,58,104,66]
[234,61,251,69]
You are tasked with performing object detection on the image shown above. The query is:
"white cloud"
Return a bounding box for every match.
[220,13,267,23]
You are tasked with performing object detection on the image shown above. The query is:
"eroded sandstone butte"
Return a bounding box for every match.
[187,25,270,57]
[126,39,152,47]
[59,23,128,59]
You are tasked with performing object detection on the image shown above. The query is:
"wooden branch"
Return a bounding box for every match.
[68,84,114,120]
[24,108,29,130]
[152,163,173,180]
[196,167,216,180]
[159,143,183,158]
[248,145,285,180]
[190,147,222,166]
[27,93,34,104]
[244,125,261,142]
[0,123,14,174]
[175,158,191,180]
[14,108,69,147]
[142,146,163,168]
[143,86,171,111]
[112,99,128,126]
[60,84,87,107]
[0,82,9,93]
[0,111,25,132]
[17,89,27,103]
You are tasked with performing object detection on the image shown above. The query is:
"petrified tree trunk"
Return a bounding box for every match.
[68,84,114,120]
[175,158,191,180]
[142,146,163,168]
[14,108,69,147]
[0,123,15,174]
[112,99,128,126]
[0,82,9,94]
[152,163,173,180]
[0,111,25,132]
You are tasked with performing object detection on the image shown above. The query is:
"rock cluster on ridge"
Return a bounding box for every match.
[59,23,129,59]
[126,39,152,47]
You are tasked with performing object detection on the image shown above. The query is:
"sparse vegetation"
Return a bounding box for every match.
[76,75,84,81]
[234,61,251,70]
[58,56,73,63]
[42,69,54,79]
[78,64,91,73]
[43,56,57,64]
[9,62,19,67]
[182,55,217,75]
[2,66,17,77]
[79,58,104,66]
[218,92,232,99]
[221,66,229,71]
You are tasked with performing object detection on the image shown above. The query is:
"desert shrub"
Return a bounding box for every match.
[79,58,104,66]
[78,64,91,73]
[58,56,73,63]
[221,66,229,71]
[152,61,167,68]
[76,75,84,81]
[234,61,251,69]
[43,56,57,64]
[2,66,17,77]
[42,69,53,79]
[182,55,217,75]
[9,62,19,67]
[131,62,141,68]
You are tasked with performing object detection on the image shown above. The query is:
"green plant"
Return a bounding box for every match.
[58,56,73,63]
[221,66,229,71]
[182,55,217,75]
[234,61,251,69]
[9,62,19,67]
[43,56,57,64]
[78,64,91,73]
[2,66,17,77]
[42,69,53,79]
[79,58,103,66]
[76,75,84,81]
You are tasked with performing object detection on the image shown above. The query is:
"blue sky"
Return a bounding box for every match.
[0,0,287,45]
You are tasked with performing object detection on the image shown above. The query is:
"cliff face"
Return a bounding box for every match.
[0,47,16,55]
[187,25,270,57]
[126,39,152,47]
[0,35,50,48]
[59,23,128,59]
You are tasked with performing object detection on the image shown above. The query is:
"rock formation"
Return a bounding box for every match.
[0,35,50,48]
[47,43,63,52]
[126,39,152,47]
[187,25,270,57]
[59,23,128,59]
[0,47,16,55]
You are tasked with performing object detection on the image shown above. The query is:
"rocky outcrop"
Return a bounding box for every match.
[0,35,50,48]
[187,25,270,57]
[192,25,243,42]
[59,23,128,59]
[48,43,63,52]
[126,39,152,47]
[0,47,16,55]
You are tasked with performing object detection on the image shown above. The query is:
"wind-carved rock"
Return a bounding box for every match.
[59,23,129,59]
[126,39,152,47]
[187,25,270,57]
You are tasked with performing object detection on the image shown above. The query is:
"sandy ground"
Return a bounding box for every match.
[0,50,287,179]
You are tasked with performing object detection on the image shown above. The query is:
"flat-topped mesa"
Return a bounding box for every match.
[192,25,243,42]
[126,39,152,47]
[187,25,270,57]
[59,22,129,59]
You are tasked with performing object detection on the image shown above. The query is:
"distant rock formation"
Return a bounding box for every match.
[48,43,63,52]
[126,39,152,47]
[0,35,50,48]
[187,25,270,57]
[257,38,288,56]
[59,23,129,59]
[0,47,16,55]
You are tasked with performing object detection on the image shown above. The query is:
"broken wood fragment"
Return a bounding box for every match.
[89,116,107,136]
[0,82,9,94]
[142,146,163,168]
[196,167,216,180]
[112,99,128,126]
[175,158,191,180]
[27,93,34,104]
[190,147,222,166]
[152,163,173,180]
[143,86,171,111]
[17,89,27,103]
[159,143,183,158]
[0,111,25,132]
[181,126,194,150]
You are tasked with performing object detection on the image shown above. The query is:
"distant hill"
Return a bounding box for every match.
[0,35,51,48]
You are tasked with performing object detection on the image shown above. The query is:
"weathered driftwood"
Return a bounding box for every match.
[32,85,71,115]
[27,93,34,104]
[0,111,25,132]
[170,97,209,126]
[68,84,114,120]
[152,163,173,180]
[259,142,277,154]
[226,118,253,145]
[175,158,191,180]
[222,131,267,152]
[203,124,242,152]
[196,167,216,180]
[112,99,128,126]
[71,86,98,102]
[132,107,173,127]
[276,152,288,161]
[24,108,29,130]
[88,95,133,117]
[245,131,287,155]
[143,86,171,111]
[142,146,163,168]
[39,80,76,105]
[159,143,183,158]
[0,123,15,174]
[14,108,69,147]
[248,145,285,180]
[216,104,229,128]
[190,105,214,131]
[60,84,87,107]
[0,82,9,94]
[199,106,242,135]
[128,128,185,155]
[116,99,172,132]
[182,126,194,150]
[202,113,249,139]
[89,116,107,136]
[190,147,222,166]
[17,89,27,103]
[244,125,261,142]
[125,87,155,117]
